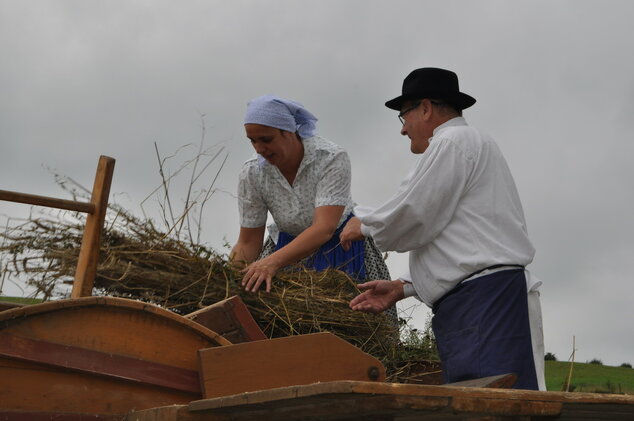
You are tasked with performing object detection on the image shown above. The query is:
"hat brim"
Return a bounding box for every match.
[385,92,476,111]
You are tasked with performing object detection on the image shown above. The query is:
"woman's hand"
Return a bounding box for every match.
[230,226,265,268]
[241,256,282,293]
[238,206,347,293]
[349,280,404,313]
[339,216,364,251]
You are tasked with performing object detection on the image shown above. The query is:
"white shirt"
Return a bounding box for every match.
[355,117,535,306]
[238,135,354,242]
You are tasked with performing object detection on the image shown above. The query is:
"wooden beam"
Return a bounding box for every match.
[71,155,115,298]
[0,411,122,421]
[190,381,560,419]
[0,189,95,213]
[0,331,201,394]
[445,373,517,389]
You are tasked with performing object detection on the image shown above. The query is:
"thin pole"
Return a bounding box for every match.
[70,156,115,298]
[0,190,94,214]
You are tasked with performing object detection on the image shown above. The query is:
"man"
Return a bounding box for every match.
[340,67,545,390]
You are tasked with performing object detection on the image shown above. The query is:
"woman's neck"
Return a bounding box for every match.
[278,138,304,186]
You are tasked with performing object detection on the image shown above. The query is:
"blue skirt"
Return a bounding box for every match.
[275,214,366,281]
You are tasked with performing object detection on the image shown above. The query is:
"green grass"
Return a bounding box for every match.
[546,360,634,394]
[0,296,43,305]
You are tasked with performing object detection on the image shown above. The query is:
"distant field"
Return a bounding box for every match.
[546,360,634,394]
[0,296,43,305]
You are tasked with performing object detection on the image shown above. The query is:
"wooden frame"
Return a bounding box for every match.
[185,295,267,343]
[0,155,115,298]
[0,296,229,416]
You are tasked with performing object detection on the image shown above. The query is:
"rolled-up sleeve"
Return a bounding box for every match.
[314,151,352,208]
[238,164,268,228]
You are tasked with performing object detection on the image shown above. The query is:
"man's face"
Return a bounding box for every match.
[399,99,433,154]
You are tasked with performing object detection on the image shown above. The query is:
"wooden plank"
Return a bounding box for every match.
[125,406,226,421]
[0,332,201,393]
[151,379,634,421]
[124,406,187,421]
[451,396,561,417]
[445,373,517,389]
[559,402,634,420]
[0,411,122,420]
[190,382,455,414]
[186,295,266,343]
[0,189,95,213]
[197,333,385,399]
[190,380,634,412]
[189,380,560,420]
[190,381,362,411]
[212,395,450,421]
[72,155,116,298]
[0,357,197,417]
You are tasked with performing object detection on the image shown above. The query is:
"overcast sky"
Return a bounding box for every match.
[1,0,633,367]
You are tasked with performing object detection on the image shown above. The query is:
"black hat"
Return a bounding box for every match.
[385,67,476,111]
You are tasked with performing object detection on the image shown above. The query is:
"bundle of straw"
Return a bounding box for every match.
[1,206,432,378]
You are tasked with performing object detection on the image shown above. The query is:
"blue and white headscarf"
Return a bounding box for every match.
[244,94,318,139]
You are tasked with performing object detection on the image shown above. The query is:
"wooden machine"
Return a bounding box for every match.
[1,156,633,420]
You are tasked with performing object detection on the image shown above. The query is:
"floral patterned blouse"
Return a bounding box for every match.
[238,136,354,242]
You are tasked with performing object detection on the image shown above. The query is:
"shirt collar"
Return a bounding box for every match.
[295,136,316,177]
[431,116,468,141]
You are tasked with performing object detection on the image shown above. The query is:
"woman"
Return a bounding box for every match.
[231,94,391,296]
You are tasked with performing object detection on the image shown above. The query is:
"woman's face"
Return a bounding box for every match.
[245,124,298,167]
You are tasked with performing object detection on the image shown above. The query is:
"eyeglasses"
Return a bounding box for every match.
[398,100,447,124]
[398,101,421,125]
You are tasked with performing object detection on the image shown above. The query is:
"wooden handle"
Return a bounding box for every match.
[0,189,95,213]
[71,156,116,298]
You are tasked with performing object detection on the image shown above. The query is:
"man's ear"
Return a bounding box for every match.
[421,99,433,120]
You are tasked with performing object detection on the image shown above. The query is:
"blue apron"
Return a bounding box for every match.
[275,213,366,281]
[432,268,538,390]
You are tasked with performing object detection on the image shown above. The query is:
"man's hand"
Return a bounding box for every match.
[339,216,364,251]
[241,256,281,293]
[349,280,405,313]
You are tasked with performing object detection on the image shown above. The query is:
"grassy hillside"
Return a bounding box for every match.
[546,360,634,394]
[0,296,43,305]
